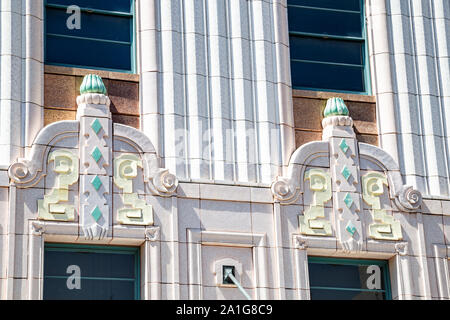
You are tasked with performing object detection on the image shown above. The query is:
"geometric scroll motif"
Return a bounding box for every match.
[362,172,402,240]
[37,149,79,221]
[114,153,153,225]
[299,168,333,236]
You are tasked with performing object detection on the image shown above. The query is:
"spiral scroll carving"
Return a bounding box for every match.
[395,185,422,212]
[271,178,298,203]
[153,169,178,194]
[9,161,30,182]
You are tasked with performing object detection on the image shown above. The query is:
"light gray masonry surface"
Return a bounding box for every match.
[0,0,449,300]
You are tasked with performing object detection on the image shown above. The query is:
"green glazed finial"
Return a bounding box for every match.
[323,97,349,118]
[80,74,107,95]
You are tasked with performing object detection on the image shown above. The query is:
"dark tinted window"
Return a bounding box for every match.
[287,0,367,93]
[43,244,139,300]
[288,0,361,11]
[47,0,132,13]
[287,6,362,38]
[45,0,134,72]
[308,257,390,300]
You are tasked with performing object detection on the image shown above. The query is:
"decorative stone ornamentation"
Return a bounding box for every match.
[272,97,419,253]
[299,168,332,236]
[9,161,30,181]
[91,118,103,134]
[38,149,79,221]
[362,172,403,240]
[341,165,352,181]
[339,138,349,153]
[9,72,177,246]
[344,193,353,208]
[395,185,422,212]
[114,154,153,225]
[271,177,298,203]
[145,226,160,241]
[152,169,179,195]
[78,75,112,240]
[323,97,349,117]
[346,221,357,236]
[79,74,107,95]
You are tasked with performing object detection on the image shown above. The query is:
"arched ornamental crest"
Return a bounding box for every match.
[271,98,422,251]
[8,74,178,240]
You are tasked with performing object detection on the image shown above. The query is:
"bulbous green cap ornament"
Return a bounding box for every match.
[80,74,107,95]
[323,97,349,118]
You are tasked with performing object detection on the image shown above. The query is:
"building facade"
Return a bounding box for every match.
[0,0,449,299]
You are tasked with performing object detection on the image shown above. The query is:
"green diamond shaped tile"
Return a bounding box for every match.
[91,147,102,163]
[91,119,103,134]
[344,193,353,208]
[346,221,356,236]
[91,206,102,222]
[91,176,102,191]
[339,138,349,153]
[341,165,351,181]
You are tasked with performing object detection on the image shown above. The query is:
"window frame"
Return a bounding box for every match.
[287,0,371,95]
[43,243,141,300]
[43,0,137,73]
[307,256,392,300]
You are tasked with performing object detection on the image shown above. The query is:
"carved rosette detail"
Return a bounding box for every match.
[395,185,422,212]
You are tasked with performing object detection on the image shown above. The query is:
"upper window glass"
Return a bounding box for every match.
[45,0,134,72]
[287,0,369,94]
[308,257,391,300]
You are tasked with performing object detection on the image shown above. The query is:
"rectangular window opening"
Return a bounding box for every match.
[43,243,140,300]
[287,0,370,94]
[44,0,135,73]
[307,256,392,300]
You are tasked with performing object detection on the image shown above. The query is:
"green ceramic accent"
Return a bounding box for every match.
[324,97,349,118]
[346,221,356,236]
[341,165,351,181]
[80,74,107,95]
[91,119,103,134]
[339,138,349,153]
[344,193,353,208]
[91,176,103,191]
[91,206,102,222]
[91,147,103,163]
